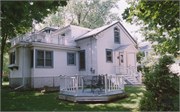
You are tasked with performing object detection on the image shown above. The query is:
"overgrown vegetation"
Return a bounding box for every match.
[3,76,9,81]
[1,85,145,111]
[139,55,179,111]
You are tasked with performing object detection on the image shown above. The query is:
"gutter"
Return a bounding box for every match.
[14,45,25,90]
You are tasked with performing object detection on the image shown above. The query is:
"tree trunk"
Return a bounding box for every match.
[1,36,7,86]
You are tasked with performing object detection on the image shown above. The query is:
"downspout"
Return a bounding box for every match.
[14,45,25,90]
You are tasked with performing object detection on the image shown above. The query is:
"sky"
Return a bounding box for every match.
[111,0,143,42]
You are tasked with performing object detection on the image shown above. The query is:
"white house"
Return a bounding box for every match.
[8,21,141,89]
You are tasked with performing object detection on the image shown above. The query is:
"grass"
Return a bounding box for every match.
[2,81,9,85]
[1,85,145,111]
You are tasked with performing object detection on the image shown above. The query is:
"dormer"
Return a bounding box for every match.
[39,27,58,34]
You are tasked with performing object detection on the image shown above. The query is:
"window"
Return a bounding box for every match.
[106,49,113,62]
[46,30,50,33]
[114,27,120,43]
[146,51,148,56]
[61,33,65,36]
[10,51,15,64]
[67,52,76,65]
[79,50,85,70]
[36,50,53,68]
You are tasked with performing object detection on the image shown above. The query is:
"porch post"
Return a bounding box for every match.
[105,74,108,95]
[81,76,83,91]
[65,75,67,91]
[123,51,125,76]
[75,74,78,96]
[59,75,61,92]
[139,71,142,83]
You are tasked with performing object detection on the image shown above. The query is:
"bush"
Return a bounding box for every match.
[3,76,9,81]
[139,55,179,111]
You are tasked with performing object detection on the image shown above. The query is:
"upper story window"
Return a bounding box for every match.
[61,33,65,36]
[36,50,53,68]
[46,30,50,33]
[114,27,120,44]
[79,50,85,71]
[106,49,113,63]
[10,51,15,64]
[67,52,76,65]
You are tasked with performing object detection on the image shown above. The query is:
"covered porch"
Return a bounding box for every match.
[59,74,126,102]
[114,44,142,85]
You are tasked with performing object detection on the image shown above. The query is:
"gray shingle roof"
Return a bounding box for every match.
[74,21,137,44]
[114,44,131,51]
[140,45,151,50]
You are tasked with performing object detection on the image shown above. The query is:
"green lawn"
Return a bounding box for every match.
[2,81,9,85]
[1,85,145,111]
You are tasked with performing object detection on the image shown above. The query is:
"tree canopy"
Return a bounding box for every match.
[41,0,121,29]
[1,1,67,86]
[122,1,179,57]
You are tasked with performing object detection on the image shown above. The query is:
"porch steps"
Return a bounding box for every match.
[124,75,141,85]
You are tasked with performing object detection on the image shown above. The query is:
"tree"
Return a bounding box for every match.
[1,1,67,86]
[42,0,121,29]
[139,55,179,111]
[122,1,179,57]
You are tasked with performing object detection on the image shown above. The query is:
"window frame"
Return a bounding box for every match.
[10,51,15,64]
[114,27,120,44]
[79,50,86,71]
[106,49,113,63]
[35,49,53,68]
[67,52,76,65]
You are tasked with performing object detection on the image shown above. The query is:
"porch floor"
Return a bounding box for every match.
[59,89,127,102]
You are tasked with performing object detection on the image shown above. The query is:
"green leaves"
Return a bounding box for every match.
[139,55,179,111]
[42,0,120,29]
[122,1,179,56]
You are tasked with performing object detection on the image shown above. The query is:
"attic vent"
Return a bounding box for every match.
[61,33,65,36]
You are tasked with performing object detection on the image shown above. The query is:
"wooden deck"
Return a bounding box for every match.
[59,89,127,102]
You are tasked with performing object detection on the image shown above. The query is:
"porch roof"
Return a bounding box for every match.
[114,44,131,52]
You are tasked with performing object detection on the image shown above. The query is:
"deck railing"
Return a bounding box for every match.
[59,75,82,95]
[105,74,124,94]
[59,74,124,95]
[10,32,76,47]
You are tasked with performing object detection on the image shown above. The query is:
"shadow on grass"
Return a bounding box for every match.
[1,85,145,111]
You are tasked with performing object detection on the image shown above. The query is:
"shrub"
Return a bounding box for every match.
[139,55,179,111]
[3,76,9,81]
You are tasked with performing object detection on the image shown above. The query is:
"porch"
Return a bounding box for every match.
[59,74,126,102]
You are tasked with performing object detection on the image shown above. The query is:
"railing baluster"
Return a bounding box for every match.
[75,74,78,96]
[105,74,108,95]
[108,77,111,91]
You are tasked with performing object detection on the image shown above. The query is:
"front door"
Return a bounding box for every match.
[116,52,124,74]
[127,53,136,68]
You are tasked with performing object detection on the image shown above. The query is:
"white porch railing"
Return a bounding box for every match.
[59,74,124,95]
[116,65,142,85]
[59,75,82,95]
[10,32,76,47]
[105,74,124,94]
[125,65,142,84]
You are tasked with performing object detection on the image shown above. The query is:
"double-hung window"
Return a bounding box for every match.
[114,27,120,44]
[106,49,113,63]
[67,52,76,65]
[79,50,85,70]
[10,51,15,64]
[36,50,53,68]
